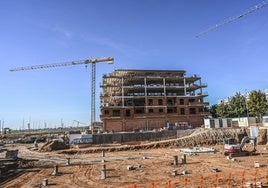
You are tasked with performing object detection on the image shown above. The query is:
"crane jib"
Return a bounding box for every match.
[9,57,114,72]
[9,56,114,126]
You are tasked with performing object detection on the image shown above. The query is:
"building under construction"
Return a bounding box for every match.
[100,69,209,132]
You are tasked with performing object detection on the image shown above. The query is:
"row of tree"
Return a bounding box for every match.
[210,90,268,120]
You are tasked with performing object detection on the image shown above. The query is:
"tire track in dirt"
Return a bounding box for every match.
[70,163,98,187]
[70,165,86,187]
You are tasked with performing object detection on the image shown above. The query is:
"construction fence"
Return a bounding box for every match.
[122,169,268,188]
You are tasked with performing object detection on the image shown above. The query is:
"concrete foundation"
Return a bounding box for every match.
[181,154,186,164]
[173,156,178,166]
[52,165,58,175]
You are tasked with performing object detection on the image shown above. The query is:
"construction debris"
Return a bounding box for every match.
[181,170,189,175]
[179,146,216,154]
[226,156,237,162]
[127,165,142,171]
[212,168,221,173]
[171,170,178,176]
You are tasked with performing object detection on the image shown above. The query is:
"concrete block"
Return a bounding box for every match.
[127,165,135,170]
[181,170,188,175]
[254,161,260,168]
[172,170,177,176]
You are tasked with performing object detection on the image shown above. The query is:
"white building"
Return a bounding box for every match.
[262,116,268,127]
[204,117,256,128]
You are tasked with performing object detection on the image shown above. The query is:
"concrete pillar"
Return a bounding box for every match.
[173,156,178,166]
[52,165,58,175]
[102,150,106,163]
[42,179,48,186]
[182,154,187,164]
[101,164,106,179]
[66,158,70,166]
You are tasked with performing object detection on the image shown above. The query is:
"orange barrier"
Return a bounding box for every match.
[124,169,268,188]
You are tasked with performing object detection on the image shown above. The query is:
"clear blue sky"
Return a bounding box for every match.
[1,0,268,129]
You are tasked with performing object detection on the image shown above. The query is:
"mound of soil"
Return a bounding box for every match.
[39,140,69,152]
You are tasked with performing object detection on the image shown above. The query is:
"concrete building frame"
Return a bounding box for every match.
[100,69,209,132]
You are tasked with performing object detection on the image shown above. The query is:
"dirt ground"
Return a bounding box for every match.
[1,142,268,188]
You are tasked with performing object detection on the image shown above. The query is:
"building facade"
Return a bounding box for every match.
[100,69,209,132]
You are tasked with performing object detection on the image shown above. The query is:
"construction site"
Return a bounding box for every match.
[0,127,268,188]
[2,1,268,188]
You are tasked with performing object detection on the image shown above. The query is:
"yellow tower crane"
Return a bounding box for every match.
[196,1,268,38]
[10,57,114,128]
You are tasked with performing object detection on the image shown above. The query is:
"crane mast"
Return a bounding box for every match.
[91,62,96,124]
[196,1,268,38]
[10,57,114,127]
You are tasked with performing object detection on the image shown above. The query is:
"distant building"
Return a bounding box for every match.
[100,69,209,132]
[3,127,11,134]
[262,116,268,127]
[204,117,257,128]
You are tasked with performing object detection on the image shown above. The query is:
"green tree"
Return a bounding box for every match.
[228,92,247,118]
[247,90,268,120]
[209,104,218,118]
[216,102,229,118]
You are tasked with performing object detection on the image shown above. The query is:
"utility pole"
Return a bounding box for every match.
[244,90,250,126]
[1,119,4,133]
[28,117,31,130]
